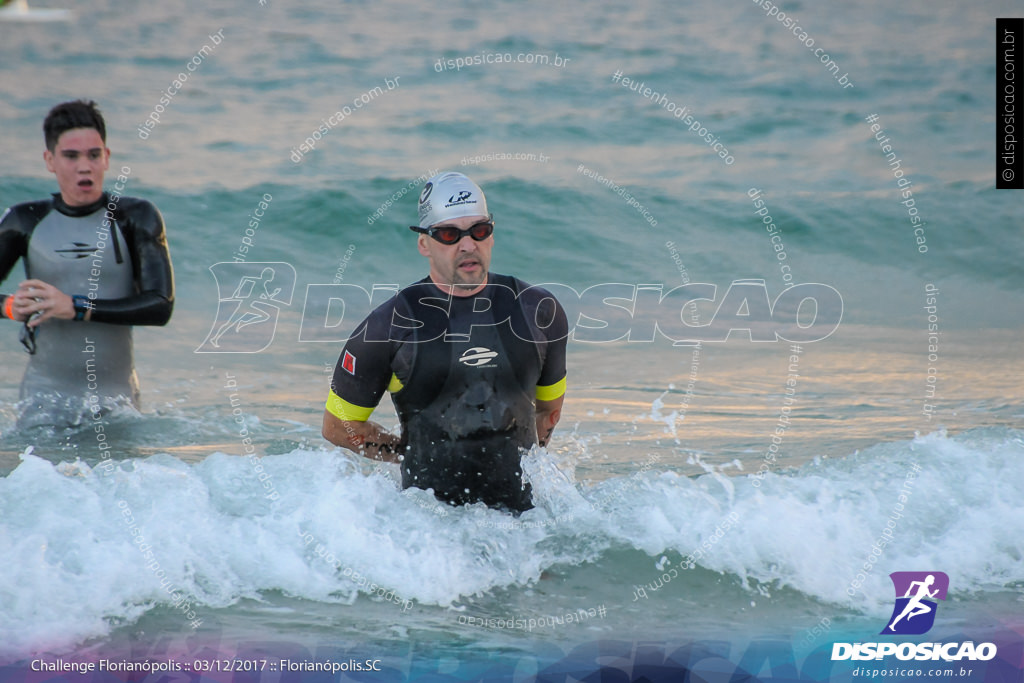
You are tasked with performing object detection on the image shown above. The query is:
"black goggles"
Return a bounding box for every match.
[409,215,494,245]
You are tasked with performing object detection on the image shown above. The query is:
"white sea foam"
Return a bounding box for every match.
[1,428,1021,654]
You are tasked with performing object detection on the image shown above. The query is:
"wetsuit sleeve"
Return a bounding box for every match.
[535,292,568,400]
[326,308,395,422]
[0,208,26,285]
[88,198,174,325]
[0,203,48,319]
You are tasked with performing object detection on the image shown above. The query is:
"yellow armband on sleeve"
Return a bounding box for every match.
[325,389,375,422]
[535,376,566,402]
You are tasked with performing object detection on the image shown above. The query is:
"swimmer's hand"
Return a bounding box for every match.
[14,280,75,327]
[322,411,404,463]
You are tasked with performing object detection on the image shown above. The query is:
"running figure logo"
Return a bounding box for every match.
[196,262,296,353]
[881,571,949,635]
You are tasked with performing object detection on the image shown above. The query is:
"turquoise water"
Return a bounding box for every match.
[1,0,1022,680]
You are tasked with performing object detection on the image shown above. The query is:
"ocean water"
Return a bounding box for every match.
[0,0,1022,680]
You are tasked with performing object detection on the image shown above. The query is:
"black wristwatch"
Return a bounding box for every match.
[72,294,92,321]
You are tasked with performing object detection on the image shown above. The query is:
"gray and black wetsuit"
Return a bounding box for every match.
[327,274,568,513]
[0,192,173,428]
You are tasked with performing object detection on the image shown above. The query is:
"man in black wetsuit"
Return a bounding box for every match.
[322,171,567,512]
[0,100,174,429]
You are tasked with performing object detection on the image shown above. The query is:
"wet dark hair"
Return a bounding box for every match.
[43,99,106,151]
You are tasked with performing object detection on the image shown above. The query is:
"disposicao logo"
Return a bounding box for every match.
[882,571,947,635]
[831,571,997,662]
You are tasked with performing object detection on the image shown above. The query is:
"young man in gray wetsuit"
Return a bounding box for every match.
[0,100,174,429]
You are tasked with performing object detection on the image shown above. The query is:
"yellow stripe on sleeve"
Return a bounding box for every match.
[325,389,375,422]
[535,376,566,402]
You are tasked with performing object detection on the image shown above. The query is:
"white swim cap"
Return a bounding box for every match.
[416,172,488,228]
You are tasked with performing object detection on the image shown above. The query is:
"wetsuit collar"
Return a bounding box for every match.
[424,272,490,298]
[53,192,107,218]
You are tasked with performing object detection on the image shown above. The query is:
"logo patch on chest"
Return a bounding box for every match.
[459,347,499,367]
[55,242,99,259]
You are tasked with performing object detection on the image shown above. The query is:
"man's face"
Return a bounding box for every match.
[44,127,109,207]
[417,214,493,296]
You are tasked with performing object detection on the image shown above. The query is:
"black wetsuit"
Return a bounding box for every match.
[0,193,174,428]
[327,274,568,512]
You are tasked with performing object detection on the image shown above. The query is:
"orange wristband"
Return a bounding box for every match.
[3,295,13,320]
